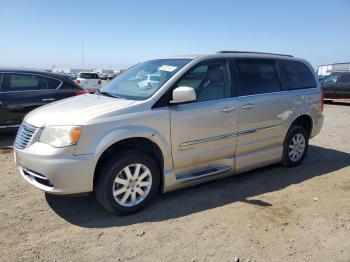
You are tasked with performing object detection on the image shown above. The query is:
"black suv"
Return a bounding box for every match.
[0,69,85,129]
[321,72,350,99]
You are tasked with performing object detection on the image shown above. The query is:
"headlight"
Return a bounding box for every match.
[39,126,83,147]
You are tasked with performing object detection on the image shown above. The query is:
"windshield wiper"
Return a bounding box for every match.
[96,90,124,99]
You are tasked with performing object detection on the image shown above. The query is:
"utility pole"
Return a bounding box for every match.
[81,38,85,69]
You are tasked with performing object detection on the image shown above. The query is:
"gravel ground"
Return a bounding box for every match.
[0,103,349,262]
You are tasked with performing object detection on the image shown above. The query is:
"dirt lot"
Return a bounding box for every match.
[0,103,349,262]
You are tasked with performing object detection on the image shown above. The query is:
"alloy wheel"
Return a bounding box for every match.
[288,133,306,162]
[112,164,152,207]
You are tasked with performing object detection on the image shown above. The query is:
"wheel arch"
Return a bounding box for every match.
[289,114,313,137]
[93,136,165,192]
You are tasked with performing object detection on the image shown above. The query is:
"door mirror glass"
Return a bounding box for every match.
[171,86,196,104]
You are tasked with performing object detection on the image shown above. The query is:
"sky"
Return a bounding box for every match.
[0,0,349,70]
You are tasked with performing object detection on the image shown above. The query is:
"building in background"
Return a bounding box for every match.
[53,68,122,75]
[93,69,114,75]
[317,62,350,76]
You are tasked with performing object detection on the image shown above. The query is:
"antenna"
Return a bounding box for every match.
[48,64,56,72]
[81,38,86,69]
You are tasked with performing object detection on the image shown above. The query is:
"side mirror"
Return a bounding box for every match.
[171,86,196,104]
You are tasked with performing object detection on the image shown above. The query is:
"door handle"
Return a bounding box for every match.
[241,103,255,109]
[42,98,55,102]
[221,106,237,113]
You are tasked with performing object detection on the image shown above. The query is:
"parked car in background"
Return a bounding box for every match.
[0,68,85,129]
[107,73,115,80]
[99,73,108,80]
[321,72,350,99]
[138,74,162,89]
[14,52,323,214]
[76,72,101,90]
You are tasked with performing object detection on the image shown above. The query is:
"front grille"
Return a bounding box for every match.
[14,123,38,149]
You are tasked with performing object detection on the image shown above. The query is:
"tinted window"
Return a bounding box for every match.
[322,74,338,84]
[59,82,79,90]
[175,60,231,102]
[79,73,99,79]
[236,59,281,96]
[280,61,316,90]
[47,78,62,89]
[339,73,350,83]
[3,74,47,91]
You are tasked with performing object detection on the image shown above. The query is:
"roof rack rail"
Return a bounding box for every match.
[217,51,293,57]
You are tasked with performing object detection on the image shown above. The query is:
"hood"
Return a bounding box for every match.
[24,94,135,127]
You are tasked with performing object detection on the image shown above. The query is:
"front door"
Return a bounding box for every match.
[2,73,49,126]
[170,59,239,178]
[321,74,338,99]
[335,73,350,99]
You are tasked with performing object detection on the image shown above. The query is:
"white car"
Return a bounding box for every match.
[76,72,101,90]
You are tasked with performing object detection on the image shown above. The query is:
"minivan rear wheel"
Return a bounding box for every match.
[281,126,309,167]
[95,150,160,214]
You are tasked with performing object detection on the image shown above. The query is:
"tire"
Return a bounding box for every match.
[95,150,160,214]
[281,125,309,167]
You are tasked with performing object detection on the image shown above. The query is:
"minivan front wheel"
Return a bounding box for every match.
[95,151,160,214]
[282,126,309,167]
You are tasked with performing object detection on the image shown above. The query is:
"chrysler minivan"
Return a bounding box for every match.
[14,52,324,214]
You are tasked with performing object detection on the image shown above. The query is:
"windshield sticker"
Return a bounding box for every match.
[159,65,177,72]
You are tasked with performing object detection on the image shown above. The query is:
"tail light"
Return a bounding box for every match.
[75,90,86,96]
[321,91,324,112]
[98,80,102,85]
[76,79,81,84]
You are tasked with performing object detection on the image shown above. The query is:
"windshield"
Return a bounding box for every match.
[100,59,191,100]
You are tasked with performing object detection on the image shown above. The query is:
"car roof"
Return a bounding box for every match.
[0,68,72,81]
[164,51,304,61]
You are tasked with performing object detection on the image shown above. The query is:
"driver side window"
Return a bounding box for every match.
[323,74,338,84]
[175,60,231,102]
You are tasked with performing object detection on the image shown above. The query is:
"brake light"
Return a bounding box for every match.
[321,91,324,112]
[76,79,81,84]
[98,80,102,85]
[75,90,86,96]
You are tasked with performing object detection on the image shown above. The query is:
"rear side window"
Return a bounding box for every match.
[79,73,99,79]
[236,59,281,96]
[3,74,47,91]
[59,80,80,90]
[47,78,62,89]
[280,61,317,90]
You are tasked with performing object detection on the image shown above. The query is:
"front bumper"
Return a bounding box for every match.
[14,142,96,195]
